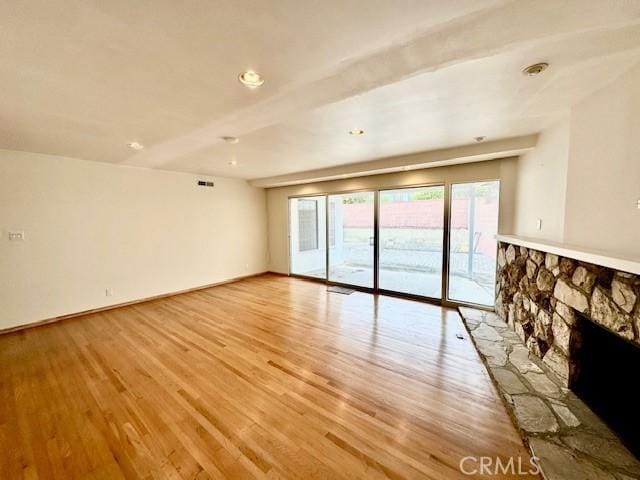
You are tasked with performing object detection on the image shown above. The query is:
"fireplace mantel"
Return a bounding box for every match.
[496,234,640,275]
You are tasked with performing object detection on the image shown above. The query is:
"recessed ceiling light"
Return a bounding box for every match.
[127,141,144,150]
[238,70,264,88]
[228,159,237,166]
[221,136,239,144]
[522,62,549,76]
[475,136,486,142]
[349,128,365,136]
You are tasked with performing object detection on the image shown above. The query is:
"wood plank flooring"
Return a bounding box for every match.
[0,274,534,479]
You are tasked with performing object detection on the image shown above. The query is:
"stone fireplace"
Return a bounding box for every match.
[495,238,640,454]
[495,240,639,385]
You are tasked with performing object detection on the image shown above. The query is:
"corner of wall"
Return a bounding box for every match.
[562,61,640,258]
[513,117,571,242]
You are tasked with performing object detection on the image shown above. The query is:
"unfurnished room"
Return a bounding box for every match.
[1,1,639,479]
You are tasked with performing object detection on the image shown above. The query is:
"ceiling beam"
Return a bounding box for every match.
[249,134,537,188]
[122,0,639,171]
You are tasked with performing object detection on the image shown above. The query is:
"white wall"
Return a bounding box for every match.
[267,158,518,274]
[564,63,640,258]
[512,62,640,259]
[0,150,268,330]
[513,118,570,242]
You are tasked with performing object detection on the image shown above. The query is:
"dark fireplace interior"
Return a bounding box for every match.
[571,314,640,458]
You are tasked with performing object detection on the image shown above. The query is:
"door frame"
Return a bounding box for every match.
[443,179,501,310]
[287,179,500,311]
[376,184,446,303]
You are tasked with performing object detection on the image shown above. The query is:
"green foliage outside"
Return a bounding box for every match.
[379,189,444,202]
[451,182,499,199]
[342,192,372,204]
[340,182,498,203]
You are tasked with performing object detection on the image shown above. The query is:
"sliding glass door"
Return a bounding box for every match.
[328,192,375,288]
[288,180,500,307]
[289,196,327,279]
[447,181,500,306]
[378,186,444,298]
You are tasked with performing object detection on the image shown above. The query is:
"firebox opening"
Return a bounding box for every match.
[571,314,640,458]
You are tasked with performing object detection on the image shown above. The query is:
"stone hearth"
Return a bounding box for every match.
[495,241,640,386]
[459,307,640,479]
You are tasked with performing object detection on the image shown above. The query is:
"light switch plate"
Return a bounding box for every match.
[8,231,25,241]
[536,218,542,231]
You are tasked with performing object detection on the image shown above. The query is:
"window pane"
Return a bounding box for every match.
[289,196,326,278]
[328,192,374,288]
[447,181,500,306]
[298,199,318,251]
[328,202,336,247]
[378,186,444,298]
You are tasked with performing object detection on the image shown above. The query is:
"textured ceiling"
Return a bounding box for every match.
[2,0,640,181]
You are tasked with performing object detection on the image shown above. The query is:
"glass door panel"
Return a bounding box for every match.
[447,181,500,306]
[328,192,375,288]
[378,186,444,298]
[289,196,327,279]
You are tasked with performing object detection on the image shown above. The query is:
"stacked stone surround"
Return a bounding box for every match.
[495,241,640,386]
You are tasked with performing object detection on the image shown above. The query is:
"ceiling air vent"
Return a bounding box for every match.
[522,62,548,76]
[197,180,214,187]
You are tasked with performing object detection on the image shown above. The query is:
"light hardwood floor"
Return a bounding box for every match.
[0,274,534,479]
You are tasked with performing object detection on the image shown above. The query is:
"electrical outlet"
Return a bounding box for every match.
[105,288,113,297]
[8,231,24,241]
[536,218,542,231]
[637,199,640,210]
